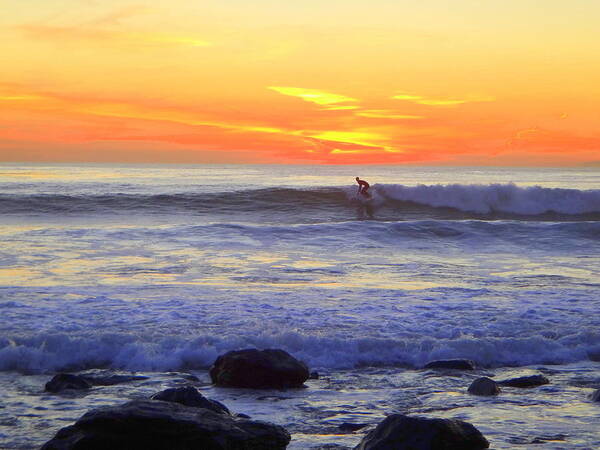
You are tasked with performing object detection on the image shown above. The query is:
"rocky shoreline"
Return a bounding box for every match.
[30,349,600,449]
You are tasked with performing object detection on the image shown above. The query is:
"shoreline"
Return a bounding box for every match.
[2,359,599,449]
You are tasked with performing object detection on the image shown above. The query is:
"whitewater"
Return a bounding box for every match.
[1,163,599,449]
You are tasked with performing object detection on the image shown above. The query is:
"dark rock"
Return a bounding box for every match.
[498,374,549,388]
[468,377,500,396]
[151,386,230,415]
[210,348,309,389]
[354,414,489,450]
[309,371,320,380]
[587,350,600,362]
[41,399,290,450]
[79,370,148,386]
[45,374,92,393]
[508,434,566,445]
[591,389,600,402]
[424,359,475,370]
[236,413,251,419]
[314,445,352,449]
[339,422,368,432]
[182,373,201,382]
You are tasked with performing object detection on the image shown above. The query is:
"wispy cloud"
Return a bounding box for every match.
[0,95,42,101]
[392,92,494,106]
[355,110,423,119]
[86,5,151,26]
[17,24,212,48]
[15,5,211,49]
[268,86,358,110]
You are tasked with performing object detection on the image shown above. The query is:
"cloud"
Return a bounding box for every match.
[355,110,423,119]
[307,130,385,148]
[392,92,494,106]
[268,86,358,110]
[0,95,42,101]
[330,149,363,154]
[17,24,212,48]
[86,5,152,26]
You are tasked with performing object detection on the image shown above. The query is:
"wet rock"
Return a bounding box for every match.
[354,414,489,450]
[424,359,475,370]
[587,350,600,362]
[41,399,290,450]
[79,370,148,386]
[210,348,309,389]
[309,371,320,380]
[498,374,549,388]
[45,374,92,393]
[151,386,230,415]
[468,377,500,396]
[591,389,600,402]
[508,434,567,445]
[182,373,201,382]
[339,422,368,432]
[314,445,352,449]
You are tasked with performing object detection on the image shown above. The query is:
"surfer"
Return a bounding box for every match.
[356,177,370,198]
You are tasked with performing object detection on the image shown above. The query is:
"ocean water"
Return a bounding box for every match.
[1,163,599,448]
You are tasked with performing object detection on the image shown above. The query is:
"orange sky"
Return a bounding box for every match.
[1,0,599,165]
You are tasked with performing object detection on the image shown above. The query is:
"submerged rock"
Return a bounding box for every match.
[498,374,549,388]
[45,374,92,393]
[210,348,309,389]
[79,369,148,386]
[591,389,600,402]
[314,445,352,449]
[354,414,489,450]
[468,377,501,396]
[41,399,290,450]
[339,422,368,432]
[151,386,230,415]
[587,350,600,362]
[424,359,475,370]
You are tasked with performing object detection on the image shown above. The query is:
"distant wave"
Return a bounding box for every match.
[2,184,600,220]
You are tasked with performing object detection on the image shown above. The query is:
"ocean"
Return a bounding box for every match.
[1,163,599,448]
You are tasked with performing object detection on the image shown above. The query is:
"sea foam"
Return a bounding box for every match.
[376,183,600,215]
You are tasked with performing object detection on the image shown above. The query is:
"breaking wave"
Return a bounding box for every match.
[1,184,599,220]
[1,330,599,373]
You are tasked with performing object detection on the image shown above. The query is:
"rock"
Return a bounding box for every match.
[587,350,600,362]
[41,399,290,450]
[182,373,201,382]
[309,371,320,380]
[45,374,92,393]
[339,422,368,432]
[591,389,600,402]
[210,348,309,389]
[424,359,475,370]
[79,370,148,386]
[354,414,489,450]
[498,374,549,388]
[468,377,500,396]
[314,445,352,449]
[151,386,230,415]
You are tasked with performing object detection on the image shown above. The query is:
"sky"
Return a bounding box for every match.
[1,0,599,165]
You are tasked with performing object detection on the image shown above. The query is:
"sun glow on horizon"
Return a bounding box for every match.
[1,0,599,166]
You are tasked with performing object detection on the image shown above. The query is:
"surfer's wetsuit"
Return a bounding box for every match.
[356,177,370,197]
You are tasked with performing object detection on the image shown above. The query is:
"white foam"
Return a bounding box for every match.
[1,328,599,373]
[376,183,600,215]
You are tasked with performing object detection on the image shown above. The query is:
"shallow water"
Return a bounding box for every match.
[0,163,599,447]
[1,363,599,449]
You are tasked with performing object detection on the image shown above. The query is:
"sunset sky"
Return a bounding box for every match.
[1,0,599,165]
